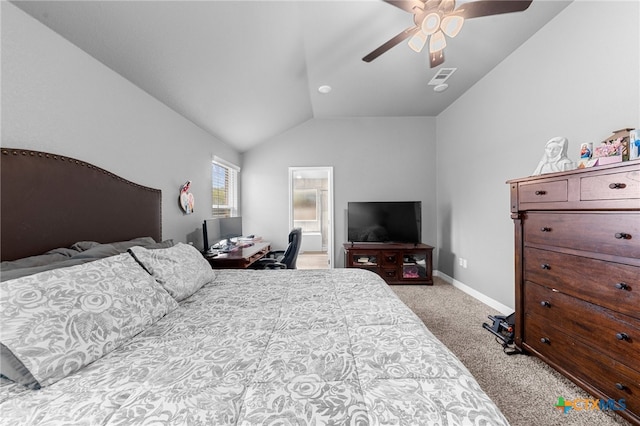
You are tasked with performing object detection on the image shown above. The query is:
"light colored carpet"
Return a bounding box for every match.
[297,252,330,269]
[391,277,632,426]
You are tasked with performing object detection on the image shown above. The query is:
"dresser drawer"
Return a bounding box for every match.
[524,281,640,367]
[525,319,640,416]
[524,247,640,320]
[518,180,568,203]
[524,212,640,258]
[581,168,640,201]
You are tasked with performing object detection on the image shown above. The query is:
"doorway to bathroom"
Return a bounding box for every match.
[288,167,333,269]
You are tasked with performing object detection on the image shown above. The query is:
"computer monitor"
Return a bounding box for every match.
[219,216,243,241]
[202,218,220,251]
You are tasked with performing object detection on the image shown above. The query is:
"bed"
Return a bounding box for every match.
[0,148,508,425]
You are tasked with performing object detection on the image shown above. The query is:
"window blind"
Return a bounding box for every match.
[211,157,239,218]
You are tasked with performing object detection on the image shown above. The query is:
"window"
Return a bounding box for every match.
[211,156,239,218]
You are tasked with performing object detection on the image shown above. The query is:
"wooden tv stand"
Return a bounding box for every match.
[344,243,433,285]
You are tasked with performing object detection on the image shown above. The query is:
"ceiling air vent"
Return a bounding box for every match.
[428,68,457,86]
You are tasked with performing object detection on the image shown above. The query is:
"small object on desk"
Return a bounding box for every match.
[205,248,219,257]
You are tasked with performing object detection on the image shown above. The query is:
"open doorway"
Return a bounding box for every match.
[289,167,333,269]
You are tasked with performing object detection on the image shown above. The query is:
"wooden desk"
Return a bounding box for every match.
[205,241,271,269]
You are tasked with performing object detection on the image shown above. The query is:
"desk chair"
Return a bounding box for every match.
[250,228,302,269]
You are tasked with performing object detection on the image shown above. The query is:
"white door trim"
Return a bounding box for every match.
[288,166,334,268]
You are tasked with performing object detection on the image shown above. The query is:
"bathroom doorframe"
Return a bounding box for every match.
[288,166,334,268]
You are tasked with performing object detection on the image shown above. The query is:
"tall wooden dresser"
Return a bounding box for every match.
[508,161,640,425]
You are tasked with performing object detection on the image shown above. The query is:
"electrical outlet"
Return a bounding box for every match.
[458,257,468,268]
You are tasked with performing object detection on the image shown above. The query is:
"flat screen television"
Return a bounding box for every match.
[347,201,421,243]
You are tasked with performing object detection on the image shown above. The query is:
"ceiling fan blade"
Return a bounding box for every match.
[429,49,445,68]
[424,0,443,10]
[384,0,426,14]
[454,0,532,19]
[363,26,420,62]
[440,0,456,13]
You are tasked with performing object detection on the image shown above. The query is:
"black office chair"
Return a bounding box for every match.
[250,228,302,270]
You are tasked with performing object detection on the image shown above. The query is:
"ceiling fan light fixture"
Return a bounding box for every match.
[408,31,428,53]
[429,30,447,54]
[421,12,441,35]
[441,15,464,38]
[434,83,449,92]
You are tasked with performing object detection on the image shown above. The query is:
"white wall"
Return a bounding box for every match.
[436,0,640,309]
[1,3,240,248]
[242,117,437,267]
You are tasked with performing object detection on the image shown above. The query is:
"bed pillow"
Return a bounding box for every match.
[0,253,178,388]
[70,237,158,252]
[70,244,120,259]
[128,243,216,302]
[1,241,176,282]
[0,259,91,282]
[0,247,79,272]
[140,239,175,250]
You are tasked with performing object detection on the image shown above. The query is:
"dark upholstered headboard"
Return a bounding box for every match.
[1,148,162,261]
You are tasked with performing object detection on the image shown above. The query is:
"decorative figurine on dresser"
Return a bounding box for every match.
[508,159,640,425]
[532,136,576,175]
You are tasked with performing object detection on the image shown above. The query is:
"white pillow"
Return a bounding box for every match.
[0,253,178,388]
[128,243,216,301]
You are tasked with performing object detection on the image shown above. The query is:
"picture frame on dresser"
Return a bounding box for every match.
[507,160,640,425]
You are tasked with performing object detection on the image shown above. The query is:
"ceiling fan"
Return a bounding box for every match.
[363,0,533,68]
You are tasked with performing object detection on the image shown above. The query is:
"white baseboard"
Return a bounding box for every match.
[434,270,513,315]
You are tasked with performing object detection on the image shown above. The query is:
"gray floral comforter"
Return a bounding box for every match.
[0,269,508,425]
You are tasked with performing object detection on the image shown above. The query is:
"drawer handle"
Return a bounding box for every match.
[541,264,551,270]
[609,183,627,189]
[540,301,551,308]
[614,232,632,240]
[615,383,626,391]
[615,332,629,341]
[540,337,550,344]
[535,190,547,196]
[540,227,552,232]
[615,282,630,291]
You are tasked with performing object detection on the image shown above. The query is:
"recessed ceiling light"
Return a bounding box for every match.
[318,85,332,94]
[434,83,448,92]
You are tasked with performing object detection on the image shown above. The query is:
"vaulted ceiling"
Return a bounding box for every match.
[13,0,572,152]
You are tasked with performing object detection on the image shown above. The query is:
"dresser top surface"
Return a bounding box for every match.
[507,159,640,185]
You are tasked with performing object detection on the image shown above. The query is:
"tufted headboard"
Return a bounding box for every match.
[1,148,162,261]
